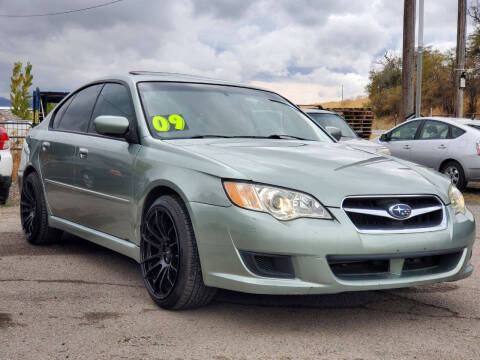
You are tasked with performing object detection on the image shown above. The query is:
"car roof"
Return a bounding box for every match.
[302,109,336,115]
[90,71,270,92]
[405,116,480,129]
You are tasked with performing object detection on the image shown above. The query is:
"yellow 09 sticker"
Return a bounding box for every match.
[152,114,186,132]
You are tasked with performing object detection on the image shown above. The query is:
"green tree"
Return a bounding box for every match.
[366,52,402,117]
[10,61,33,119]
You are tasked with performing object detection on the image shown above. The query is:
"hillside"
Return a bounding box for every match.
[321,96,369,109]
[0,97,11,106]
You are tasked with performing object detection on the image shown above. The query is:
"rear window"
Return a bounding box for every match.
[468,124,480,131]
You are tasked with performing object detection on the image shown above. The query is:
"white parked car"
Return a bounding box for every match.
[0,126,12,204]
[304,109,391,154]
[375,117,480,190]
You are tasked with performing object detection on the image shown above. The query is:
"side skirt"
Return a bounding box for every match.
[49,216,140,263]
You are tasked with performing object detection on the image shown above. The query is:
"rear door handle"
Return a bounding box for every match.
[438,144,447,149]
[403,145,411,150]
[41,141,50,151]
[79,148,88,159]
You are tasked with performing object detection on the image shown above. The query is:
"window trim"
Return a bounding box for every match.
[49,79,140,144]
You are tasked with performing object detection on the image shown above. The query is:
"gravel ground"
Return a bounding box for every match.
[0,186,479,359]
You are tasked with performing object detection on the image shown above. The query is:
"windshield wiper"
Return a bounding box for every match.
[180,134,309,140]
[187,135,234,139]
[265,134,309,140]
[228,135,308,140]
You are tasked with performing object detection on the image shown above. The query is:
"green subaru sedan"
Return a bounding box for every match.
[18,72,474,309]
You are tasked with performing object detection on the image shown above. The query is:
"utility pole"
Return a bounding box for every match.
[455,0,467,118]
[415,0,424,118]
[400,0,416,122]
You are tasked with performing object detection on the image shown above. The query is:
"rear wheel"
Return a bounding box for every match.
[441,161,467,191]
[140,195,216,310]
[20,172,62,245]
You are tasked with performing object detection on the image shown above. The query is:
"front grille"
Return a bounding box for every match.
[327,248,463,280]
[342,195,445,233]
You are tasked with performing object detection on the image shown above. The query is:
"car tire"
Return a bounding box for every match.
[20,172,62,245]
[0,186,9,205]
[140,194,216,310]
[441,161,467,191]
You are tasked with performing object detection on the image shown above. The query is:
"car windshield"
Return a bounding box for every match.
[307,113,357,138]
[137,82,333,142]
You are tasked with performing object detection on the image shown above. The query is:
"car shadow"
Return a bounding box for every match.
[23,232,469,328]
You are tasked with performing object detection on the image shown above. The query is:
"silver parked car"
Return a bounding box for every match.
[376,117,480,190]
[304,109,390,154]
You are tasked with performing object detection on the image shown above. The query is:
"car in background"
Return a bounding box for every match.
[375,117,480,190]
[304,109,390,155]
[0,126,12,204]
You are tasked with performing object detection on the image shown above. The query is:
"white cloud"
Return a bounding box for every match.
[0,0,471,103]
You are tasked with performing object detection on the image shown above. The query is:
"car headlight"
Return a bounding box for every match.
[223,181,332,220]
[376,147,391,155]
[449,184,465,214]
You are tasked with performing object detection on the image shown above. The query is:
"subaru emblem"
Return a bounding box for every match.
[388,203,412,219]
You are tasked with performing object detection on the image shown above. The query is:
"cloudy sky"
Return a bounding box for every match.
[0,0,474,104]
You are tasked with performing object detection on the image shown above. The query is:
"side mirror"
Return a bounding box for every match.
[379,132,390,142]
[94,116,129,136]
[355,130,363,138]
[326,126,342,141]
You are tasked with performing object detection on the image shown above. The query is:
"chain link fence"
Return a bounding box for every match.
[0,120,32,152]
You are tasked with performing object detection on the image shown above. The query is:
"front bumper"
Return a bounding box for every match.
[189,202,475,295]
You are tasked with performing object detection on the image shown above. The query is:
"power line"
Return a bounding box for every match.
[0,0,125,18]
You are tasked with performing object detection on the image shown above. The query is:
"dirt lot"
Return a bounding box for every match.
[1,185,480,360]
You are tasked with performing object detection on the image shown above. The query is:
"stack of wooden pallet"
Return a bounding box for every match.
[327,107,374,140]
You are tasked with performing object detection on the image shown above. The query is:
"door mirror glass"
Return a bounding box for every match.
[94,116,129,136]
[326,126,342,141]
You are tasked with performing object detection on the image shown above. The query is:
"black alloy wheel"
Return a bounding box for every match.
[20,172,62,245]
[20,178,37,237]
[140,195,216,309]
[141,206,180,300]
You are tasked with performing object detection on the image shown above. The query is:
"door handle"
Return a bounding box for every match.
[438,144,447,149]
[79,148,88,159]
[41,141,50,151]
[403,145,411,150]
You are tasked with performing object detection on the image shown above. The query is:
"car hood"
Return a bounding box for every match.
[171,139,451,207]
[341,137,385,150]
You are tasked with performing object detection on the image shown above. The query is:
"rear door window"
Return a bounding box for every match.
[419,120,449,140]
[52,96,74,129]
[57,84,103,133]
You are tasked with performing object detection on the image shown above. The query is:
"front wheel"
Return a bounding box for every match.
[441,161,467,191]
[140,195,216,309]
